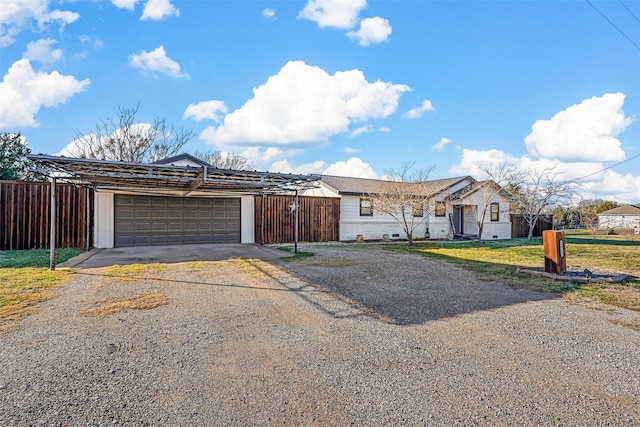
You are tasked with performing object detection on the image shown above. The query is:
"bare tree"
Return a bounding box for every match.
[373,162,435,245]
[509,166,576,240]
[191,149,255,170]
[465,162,520,239]
[69,104,194,163]
[579,206,599,238]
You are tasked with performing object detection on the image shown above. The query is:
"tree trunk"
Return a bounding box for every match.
[406,232,414,246]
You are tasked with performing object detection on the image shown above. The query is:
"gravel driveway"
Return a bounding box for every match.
[1,244,639,426]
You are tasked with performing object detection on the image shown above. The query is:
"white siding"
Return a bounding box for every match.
[240,196,254,243]
[95,191,114,248]
[598,214,640,229]
[340,195,430,241]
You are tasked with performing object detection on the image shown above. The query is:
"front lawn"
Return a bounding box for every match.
[0,248,84,332]
[379,237,640,311]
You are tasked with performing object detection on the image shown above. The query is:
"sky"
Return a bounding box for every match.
[1,0,640,203]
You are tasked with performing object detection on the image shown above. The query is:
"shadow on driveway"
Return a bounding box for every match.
[61,243,285,269]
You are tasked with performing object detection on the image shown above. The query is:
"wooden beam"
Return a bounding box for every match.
[49,177,56,270]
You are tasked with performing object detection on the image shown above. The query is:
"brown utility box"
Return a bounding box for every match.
[543,230,566,274]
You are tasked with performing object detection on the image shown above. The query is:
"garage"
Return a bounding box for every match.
[114,195,240,247]
[27,154,320,252]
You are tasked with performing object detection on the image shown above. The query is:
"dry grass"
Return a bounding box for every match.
[82,292,169,317]
[104,263,167,282]
[0,267,72,332]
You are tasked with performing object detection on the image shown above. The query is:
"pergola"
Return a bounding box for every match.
[28,154,322,268]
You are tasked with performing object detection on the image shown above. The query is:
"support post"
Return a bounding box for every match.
[260,193,265,245]
[294,190,299,254]
[49,177,56,270]
[85,187,91,252]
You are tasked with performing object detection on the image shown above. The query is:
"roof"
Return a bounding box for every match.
[27,154,320,195]
[598,204,640,216]
[320,175,472,196]
[447,179,510,201]
[153,153,211,167]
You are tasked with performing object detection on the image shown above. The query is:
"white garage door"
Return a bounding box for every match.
[114,195,241,247]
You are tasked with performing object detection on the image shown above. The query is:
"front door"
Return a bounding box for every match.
[453,205,463,234]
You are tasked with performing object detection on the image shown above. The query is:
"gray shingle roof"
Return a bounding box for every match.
[320,175,472,196]
[598,204,640,215]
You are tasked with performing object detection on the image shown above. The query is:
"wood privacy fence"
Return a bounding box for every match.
[0,181,93,250]
[255,195,340,244]
[510,214,553,238]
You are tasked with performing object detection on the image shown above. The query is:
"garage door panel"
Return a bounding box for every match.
[114,195,241,247]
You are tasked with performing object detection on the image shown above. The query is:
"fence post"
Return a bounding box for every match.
[49,177,56,270]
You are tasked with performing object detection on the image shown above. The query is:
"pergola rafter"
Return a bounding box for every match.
[27,154,321,268]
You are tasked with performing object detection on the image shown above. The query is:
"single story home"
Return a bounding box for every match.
[28,153,320,248]
[597,204,640,233]
[302,175,512,241]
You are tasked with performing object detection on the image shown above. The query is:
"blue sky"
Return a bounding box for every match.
[1,0,639,203]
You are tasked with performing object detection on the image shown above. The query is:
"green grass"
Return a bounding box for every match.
[376,237,640,310]
[273,245,315,261]
[0,248,85,268]
[0,248,85,331]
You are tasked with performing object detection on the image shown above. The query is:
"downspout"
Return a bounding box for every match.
[49,177,56,270]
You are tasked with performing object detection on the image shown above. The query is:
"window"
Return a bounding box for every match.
[412,206,423,217]
[360,198,373,216]
[435,201,446,217]
[490,202,499,221]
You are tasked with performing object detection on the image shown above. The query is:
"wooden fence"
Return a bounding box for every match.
[511,214,553,238]
[255,195,340,244]
[0,181,93,250]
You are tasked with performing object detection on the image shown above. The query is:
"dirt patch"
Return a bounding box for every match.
[1,244,639,426]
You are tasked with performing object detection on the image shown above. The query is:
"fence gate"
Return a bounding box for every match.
[255,195,340,244]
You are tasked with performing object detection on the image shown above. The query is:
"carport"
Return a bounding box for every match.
[28,154,320,269]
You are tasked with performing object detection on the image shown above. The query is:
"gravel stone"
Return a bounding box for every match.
[1,243,639,426]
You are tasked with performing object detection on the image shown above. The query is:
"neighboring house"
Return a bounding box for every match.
[303,175,512,241]
[597,204,640,232]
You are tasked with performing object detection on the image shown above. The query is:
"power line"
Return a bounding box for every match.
[586,0,640,51]
[576,152,640,181]
[619,0,640,24]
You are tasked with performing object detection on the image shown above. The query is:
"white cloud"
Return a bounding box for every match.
[183,100,228,123]
[379,126,390,132]
[350,125,371,137]
[199,61,410,148]
[271,159,327,175]
[239,147,302,167]
[449,148,521,176]
[343,146,360,154]
[403,100,435,119]
[324,157,379,178]
[298,0,367,29]
[128,46,189,79]
[23,38,62,64]
[262,8,276,19]
[78,35,104,49]
[0,0,80,47]
[346,16,391,46]
[580,170,640,204]
[141,0,180,21]
[525,93,633,162]
[449,93,640,203]
[112,0,138,10]
[432,137,452,152]
[0,59,90,129]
